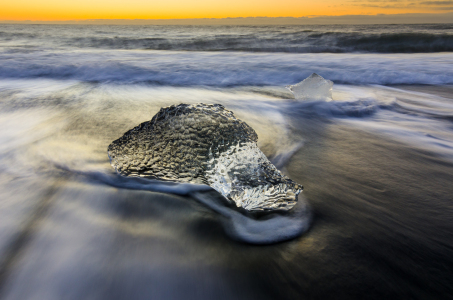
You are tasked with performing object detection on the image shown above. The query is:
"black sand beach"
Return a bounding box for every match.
[0,24,453,299]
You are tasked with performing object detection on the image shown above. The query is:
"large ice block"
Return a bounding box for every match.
[287,73,333,101]
[108,104,303,211]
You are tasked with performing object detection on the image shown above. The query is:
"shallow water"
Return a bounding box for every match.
[0,24,453,299]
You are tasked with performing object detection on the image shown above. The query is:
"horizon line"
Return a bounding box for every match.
[1,12,453,25]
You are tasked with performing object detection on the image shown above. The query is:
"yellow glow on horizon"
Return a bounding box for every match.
[0,0,451,21]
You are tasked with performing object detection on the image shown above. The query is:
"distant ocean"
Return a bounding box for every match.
[0,24,453,300]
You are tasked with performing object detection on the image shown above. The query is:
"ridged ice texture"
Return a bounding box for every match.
[287,73,333,101]
[108,103,303,211]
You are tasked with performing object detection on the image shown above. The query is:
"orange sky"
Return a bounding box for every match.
[1,0,452,21]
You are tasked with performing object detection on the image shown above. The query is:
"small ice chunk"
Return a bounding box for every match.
[287,73,333,101]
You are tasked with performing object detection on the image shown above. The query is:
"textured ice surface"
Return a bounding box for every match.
[108,104,303,211]
[287,73,333,101]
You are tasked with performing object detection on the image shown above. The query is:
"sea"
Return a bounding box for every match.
[0,23,453,299]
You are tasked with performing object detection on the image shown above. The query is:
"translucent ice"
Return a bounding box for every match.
[287,73,333,101]
[108,104,303,211]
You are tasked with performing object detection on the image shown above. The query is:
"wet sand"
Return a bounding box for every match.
[1,108,453,299]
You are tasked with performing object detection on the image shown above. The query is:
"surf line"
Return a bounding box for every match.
[53,164,311,245]
[191,191,311,245]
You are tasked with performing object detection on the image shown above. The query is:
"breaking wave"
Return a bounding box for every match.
[70,32,453,53]
[1,50,452,86]
[2,24,453,53]
[55,165,311,244]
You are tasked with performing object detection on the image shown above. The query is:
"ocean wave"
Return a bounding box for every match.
[54,164,311,244]
[34,32,453,53]
[0,24,453,53]
[1,24,453,53]
[335,32,453,53]
[1,50,452,86]
[192,191,311,244]
[318,99,381,118]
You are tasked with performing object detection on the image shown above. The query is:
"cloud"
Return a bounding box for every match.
[352,1,415,8]
[360,4,412,8]
[349,0,403,2]
[431,5,453,8]
[419,0,453,4]
[352,0,453,9]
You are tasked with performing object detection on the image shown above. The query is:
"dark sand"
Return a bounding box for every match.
[1,112,452,299]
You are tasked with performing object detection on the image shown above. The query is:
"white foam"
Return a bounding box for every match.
[52,165,311,244]
[192,192,311,244]
[54,166,212,195]
[1,50,453,86]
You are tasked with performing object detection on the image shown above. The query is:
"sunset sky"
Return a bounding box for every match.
[1,0,453,21]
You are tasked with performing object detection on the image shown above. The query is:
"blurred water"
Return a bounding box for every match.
[1,24,453,53]
[0,24,453,299]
